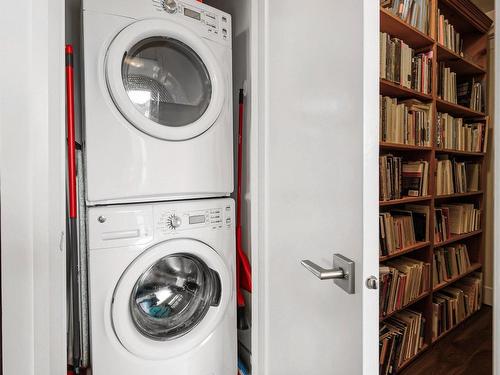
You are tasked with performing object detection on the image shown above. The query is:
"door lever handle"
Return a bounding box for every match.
[300,260,346,280]
[300,254,355,294]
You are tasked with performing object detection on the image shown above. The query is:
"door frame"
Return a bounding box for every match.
[0,0,67,373]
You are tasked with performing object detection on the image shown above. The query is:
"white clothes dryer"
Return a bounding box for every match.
[87,198,236,374]
[82,0,233,205]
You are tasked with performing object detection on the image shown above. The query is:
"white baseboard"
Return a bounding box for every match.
[484,285,493,306]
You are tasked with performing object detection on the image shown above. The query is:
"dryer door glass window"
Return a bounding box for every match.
[130,253,221,341]
[121,37,212,128]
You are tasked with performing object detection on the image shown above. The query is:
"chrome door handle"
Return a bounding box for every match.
[301,254,355,294]
[300,260,346,280]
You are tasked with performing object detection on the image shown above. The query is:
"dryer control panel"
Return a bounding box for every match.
[152,0,231,43]
[155,202,233,236]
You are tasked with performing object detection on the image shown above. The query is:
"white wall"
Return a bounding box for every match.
[0,0,67,373]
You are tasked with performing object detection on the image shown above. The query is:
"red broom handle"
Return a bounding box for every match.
[66,45,77,219]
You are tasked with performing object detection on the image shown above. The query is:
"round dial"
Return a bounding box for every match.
[163,0,177,13]
[167,214,182,229]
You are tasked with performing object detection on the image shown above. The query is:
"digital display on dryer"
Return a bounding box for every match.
[189,215,205,224]
[184,8,201,20]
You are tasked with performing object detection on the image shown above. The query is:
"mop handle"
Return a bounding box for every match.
[65,45,77,219]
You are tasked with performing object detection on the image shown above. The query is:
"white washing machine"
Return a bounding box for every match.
[87,198,236,374]
[82,0,233,205]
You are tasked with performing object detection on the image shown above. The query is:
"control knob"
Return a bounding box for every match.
[167,214,182,229]
[163,0,177,13]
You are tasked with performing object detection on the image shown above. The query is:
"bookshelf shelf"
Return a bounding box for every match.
[380,142,433,151]
[434,229,483,247]
[436,98,486,117]
[380,241,431,262]
[436,44,487,75]
[380,1,491,372]
[380,78,433,101]
[380,195,432,206]
[380,291,431,322]
[434,191,484,200]
[435,148,485,156]
[380,7,435,48]
[432,263,482,292]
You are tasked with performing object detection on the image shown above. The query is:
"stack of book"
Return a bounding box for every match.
[434,207,451,243]
[435,204,481,241]
[380,155,429,201]
[380,258,431,317]
[437,9,463,55]
[380,96,432,146]
[432,272,483,339]
[435,157,481,195]
[433,244,472,286]
[436,113,488,152]
[380,205,429,256]
[381,0,431,35]
[457,78,484,112]
[438,63,457,103]
[380,33,433,94]
[379,310,426,375]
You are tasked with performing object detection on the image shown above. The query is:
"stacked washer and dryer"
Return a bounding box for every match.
[81,0,236,373]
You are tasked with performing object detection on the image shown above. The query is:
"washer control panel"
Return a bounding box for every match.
[152,0,230,41]
[156,203,232,235]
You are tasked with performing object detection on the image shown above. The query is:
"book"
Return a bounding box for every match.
[432,273,483,339]
[435,156,481,195]
[436,113,488,153]
[381,0,431,35]
[433,243,472,286]
[380,96,432,146]
[439,203,481,235]
[380,258,431,317]
[437,9,463,56]
[380,309,426,374]
[438,63,457,104]
[380,33,432,94]
[380,155,429,201]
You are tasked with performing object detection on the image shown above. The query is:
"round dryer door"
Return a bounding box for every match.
[105,19,225,141]
[111,238,232,360]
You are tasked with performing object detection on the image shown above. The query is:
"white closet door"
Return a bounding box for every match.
[253,0,379,373]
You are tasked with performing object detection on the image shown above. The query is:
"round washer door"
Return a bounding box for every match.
[112,238,231,360]
[105,19,225,141]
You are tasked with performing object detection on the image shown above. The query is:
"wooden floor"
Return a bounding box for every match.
[402,306,492,375]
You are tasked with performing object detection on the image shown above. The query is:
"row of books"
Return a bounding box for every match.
[380,155,429,201]
[458,78,483,112]
[438,63,485,111]
[436,113,488,153]
[438,62,457,103]
[381,0,431,35]
[437,9,463,55]
[433,243,472,286]
[434,204,481,243]
[380,33,433,94]
[380,258,431,317]
[379,310,426,375]
[436,157,481,195]
[380,96,432,146]
[380,205,428,256]
[432,272,483,339]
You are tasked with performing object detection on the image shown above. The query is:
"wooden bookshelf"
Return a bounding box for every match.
[379,1,492,372]
[380,241,431,262]
[380,195,432,206]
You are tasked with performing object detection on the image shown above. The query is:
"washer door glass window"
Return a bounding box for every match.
[130,253,221,341]
[122,37,212,128]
